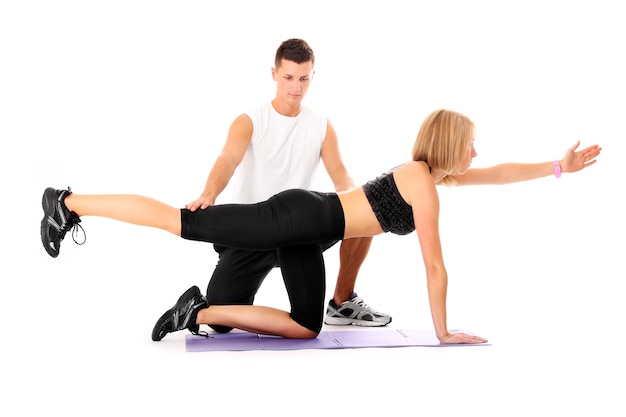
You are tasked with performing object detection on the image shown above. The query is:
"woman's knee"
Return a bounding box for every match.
[290,314,323,338]
[209,324,234,333]
[288,325,319,339]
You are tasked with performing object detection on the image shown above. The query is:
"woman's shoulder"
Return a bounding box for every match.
[393,161,436,201]
[393,161,430,175]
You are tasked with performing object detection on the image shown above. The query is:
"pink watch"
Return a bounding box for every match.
[553,160,562,178]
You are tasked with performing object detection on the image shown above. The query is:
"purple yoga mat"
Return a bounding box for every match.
[185,328,490,352]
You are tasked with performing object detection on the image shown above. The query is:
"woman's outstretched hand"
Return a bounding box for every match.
[560,141,602,173]
[439,332,488,345]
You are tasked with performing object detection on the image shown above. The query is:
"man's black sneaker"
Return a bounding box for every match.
[40,187,85,258]
[152,286,209,341]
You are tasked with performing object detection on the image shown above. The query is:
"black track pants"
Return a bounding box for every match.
[180,189,345,333]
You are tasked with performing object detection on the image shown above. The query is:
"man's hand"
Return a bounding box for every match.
[185,196,215,212]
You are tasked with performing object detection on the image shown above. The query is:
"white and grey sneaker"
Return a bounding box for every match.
[324,293,391,327]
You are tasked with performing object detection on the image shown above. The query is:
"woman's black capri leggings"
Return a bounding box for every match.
[180,189,345,333]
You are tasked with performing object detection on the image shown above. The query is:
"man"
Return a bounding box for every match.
[182,38,390,334]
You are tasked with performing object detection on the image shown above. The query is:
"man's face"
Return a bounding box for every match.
[272,59,314,105]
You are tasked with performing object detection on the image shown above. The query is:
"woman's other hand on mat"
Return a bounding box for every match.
[440,332,488,345]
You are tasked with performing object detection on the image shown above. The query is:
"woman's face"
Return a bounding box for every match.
[457,140,477,175]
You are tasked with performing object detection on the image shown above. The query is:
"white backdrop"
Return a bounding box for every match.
[2,1,624,416]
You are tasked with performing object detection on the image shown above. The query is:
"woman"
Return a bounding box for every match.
[40,109,601,344]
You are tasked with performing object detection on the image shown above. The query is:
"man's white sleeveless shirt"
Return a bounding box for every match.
[226,102,327,204]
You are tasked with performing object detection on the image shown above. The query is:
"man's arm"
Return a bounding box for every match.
[320,120,357,192]
[186,114,253,211]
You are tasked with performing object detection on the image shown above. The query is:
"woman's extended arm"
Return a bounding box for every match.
[452,141,601,186]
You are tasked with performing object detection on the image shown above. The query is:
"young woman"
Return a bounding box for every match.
[40,109,601,344]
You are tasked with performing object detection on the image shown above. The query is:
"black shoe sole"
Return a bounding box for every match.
[151,286,201,342]
[41,187,59,258]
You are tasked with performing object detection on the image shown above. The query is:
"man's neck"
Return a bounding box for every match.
[271,98,302,117]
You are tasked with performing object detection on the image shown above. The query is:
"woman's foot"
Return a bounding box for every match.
[152,286,209,341]
[40,187,84,258]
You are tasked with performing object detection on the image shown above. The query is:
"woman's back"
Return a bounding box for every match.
[338,161,438,239]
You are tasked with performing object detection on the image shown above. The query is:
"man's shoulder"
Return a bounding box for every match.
[244,102,271,117]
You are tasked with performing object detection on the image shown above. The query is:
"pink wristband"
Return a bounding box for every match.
[553,160,562,178]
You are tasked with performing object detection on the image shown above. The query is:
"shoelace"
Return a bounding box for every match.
[190,328,211,338]
[70,218,86,245]
[187,296,211,338]
[56,187,86,246]
[350,296,381,313]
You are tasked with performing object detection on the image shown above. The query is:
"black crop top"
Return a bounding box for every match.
[362,170,415,235]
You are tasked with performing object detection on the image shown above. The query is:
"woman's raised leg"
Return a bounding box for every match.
[64,193,181,235]
[41,186,181,258]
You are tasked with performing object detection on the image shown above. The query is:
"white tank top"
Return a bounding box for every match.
[225,102,327,204]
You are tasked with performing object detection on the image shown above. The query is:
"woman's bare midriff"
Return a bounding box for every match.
[337,188,384,239]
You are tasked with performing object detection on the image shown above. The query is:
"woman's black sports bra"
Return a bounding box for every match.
[362,168,415,235]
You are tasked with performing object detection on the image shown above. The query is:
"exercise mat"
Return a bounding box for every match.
[185,328,490,352]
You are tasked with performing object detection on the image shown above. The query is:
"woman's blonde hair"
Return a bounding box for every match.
[411,109,475,185]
